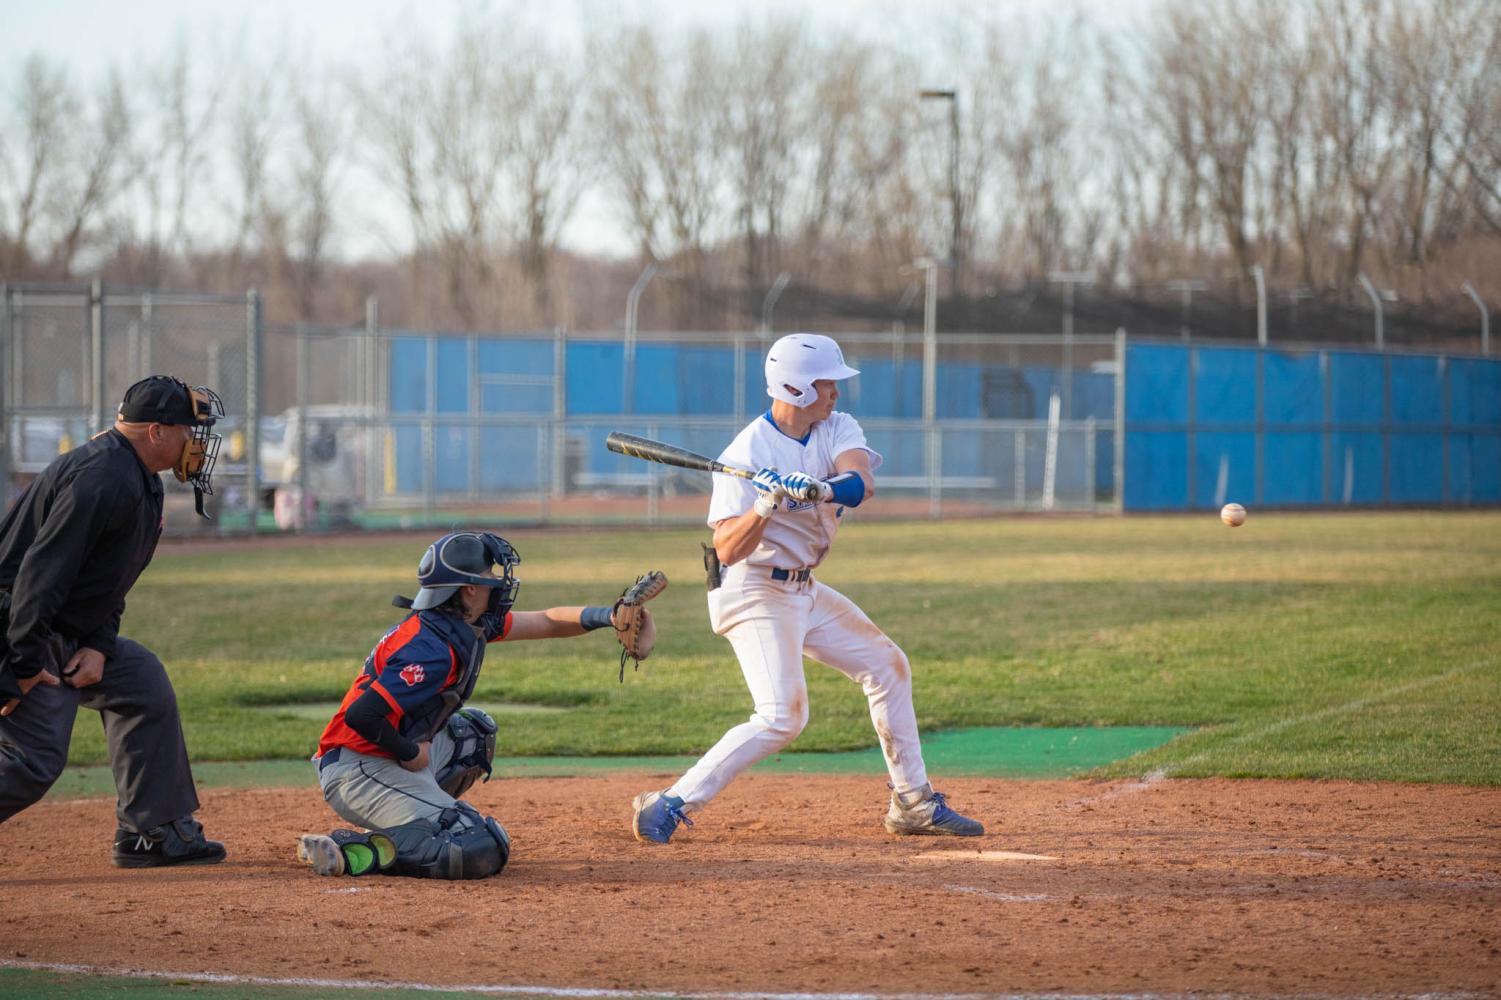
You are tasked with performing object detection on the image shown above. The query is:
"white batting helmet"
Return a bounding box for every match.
[764,334,859,408]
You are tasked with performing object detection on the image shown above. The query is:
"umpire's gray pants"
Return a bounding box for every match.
[0,636,200,831]
[316,727,459,831]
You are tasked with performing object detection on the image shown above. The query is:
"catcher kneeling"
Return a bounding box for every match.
[300,531,662,880]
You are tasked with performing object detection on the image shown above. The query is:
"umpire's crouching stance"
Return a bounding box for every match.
[0,375,227,867]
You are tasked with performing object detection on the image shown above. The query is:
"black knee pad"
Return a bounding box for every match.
[384,803,510,880]
[436,708,498,798]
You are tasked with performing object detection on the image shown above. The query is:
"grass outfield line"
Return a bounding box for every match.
[51,512,1501,785]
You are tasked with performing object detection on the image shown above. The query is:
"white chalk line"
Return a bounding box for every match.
[1065,660,1488,809]
[0,960,1489,1000]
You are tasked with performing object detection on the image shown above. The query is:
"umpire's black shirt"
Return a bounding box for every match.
[0,429,164,686]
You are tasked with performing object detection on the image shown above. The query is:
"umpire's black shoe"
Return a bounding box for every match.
[111,815,226,868]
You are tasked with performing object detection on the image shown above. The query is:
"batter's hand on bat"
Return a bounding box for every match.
[752,468,787,519]
[781,471,833,503]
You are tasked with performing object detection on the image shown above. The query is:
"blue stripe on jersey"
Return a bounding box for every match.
[762,410,812,445]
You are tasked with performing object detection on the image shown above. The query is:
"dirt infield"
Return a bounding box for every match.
[4,774,1498,997]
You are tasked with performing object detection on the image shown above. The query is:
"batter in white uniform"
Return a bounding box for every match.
[632,333,984,843]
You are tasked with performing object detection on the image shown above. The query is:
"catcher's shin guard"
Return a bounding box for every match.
[436,707,498,798]
[385,803,511,879]
[298,830,397,876]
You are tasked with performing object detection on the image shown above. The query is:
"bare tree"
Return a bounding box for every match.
[592,24,728,325]
[0,56,73,275]
[496,43,590,323]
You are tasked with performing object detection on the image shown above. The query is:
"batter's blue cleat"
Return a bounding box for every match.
[632,790,693,843]
[884,783,984,837]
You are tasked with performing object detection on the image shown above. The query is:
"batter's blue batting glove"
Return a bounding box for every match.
[751,468,786,518]
[751,468,784,495]
[780,471,833,503]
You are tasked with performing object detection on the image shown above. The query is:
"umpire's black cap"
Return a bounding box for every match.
[118,375,218,426]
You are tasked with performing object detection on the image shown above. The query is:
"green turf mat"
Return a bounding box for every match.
[41,726,1185,799]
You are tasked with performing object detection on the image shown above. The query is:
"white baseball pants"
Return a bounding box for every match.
[668,564,929,809]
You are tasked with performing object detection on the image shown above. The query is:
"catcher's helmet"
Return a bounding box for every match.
[765,333,859,408]
[410,532,521,612]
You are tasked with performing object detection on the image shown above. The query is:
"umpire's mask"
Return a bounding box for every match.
[404,532,521,618]
[118,375,226,518]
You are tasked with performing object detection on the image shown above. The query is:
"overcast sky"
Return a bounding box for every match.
[0,0,1156,258]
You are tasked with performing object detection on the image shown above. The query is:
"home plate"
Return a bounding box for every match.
[914,850,1059,862]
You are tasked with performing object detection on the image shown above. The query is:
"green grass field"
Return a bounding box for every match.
[61,510,1501,784]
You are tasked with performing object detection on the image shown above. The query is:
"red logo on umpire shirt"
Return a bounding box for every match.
[399,664,425,687]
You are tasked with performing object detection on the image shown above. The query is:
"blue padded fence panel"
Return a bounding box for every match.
[477,428,542,492]
[434,427,470,493]
[566,343,625,414]
[1126,344,1189,424]
[1479,434,1501,501]
[389,339,427,414]
[1388,356,1443,425]
[1124,430,1187,510]
[1262,432,1323,505]
[628,345,680,414]
[1194,348,1257,426]
[1264,351,1323,425]
[481,383,552,413]
[1193,432,1255,507]
[435,340,469,414]
[477,339,553,377]
[675,345,736,415]
[1074,371,1116,421]
[393,423,423,494]
[1388,433,1445,503]
[1329,353,1384,425]
[1448,358,1501,427]
[1330,432,1383,504]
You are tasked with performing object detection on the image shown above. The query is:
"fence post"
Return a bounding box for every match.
[245,289,262,536]
[0,284,10,504]
[552,327,567,500]
[90,280,106,434]
[1113,328,1127,512]
[364,296,379,514]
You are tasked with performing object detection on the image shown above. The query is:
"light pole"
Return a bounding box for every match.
[1461,282,1490,356]
[623,263,659,414]
[759,271,791,339]
[920,89,960,300]
[1049,270,1093,418]
[1165,279,1208,342]
[1356,272,1384,351]
[1250,264,1267,347]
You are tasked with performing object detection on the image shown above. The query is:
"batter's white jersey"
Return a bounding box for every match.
[706,410,883,570]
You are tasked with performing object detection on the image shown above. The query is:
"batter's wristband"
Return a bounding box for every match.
[580,606,614,631]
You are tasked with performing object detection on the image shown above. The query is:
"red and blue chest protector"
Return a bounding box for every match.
[317,609,511,758]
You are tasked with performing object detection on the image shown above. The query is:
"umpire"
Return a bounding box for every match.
[0,374,226,867]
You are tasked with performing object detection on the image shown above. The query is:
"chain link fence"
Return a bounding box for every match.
[2,283,1126,534]
[2,284,260,534]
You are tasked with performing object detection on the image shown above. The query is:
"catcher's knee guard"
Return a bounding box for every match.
[436,707,497,798]
[385,802,511,880]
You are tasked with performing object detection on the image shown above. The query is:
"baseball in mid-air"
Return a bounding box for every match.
[1220,502,1247,527]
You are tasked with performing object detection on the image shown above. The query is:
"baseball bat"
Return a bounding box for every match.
[604,432,821,501]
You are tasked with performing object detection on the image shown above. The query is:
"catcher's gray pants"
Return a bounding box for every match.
[315,726,461,831]
[0,635,200,831]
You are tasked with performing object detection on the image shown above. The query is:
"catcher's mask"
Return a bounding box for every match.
[117,375,225,518]
[399,532,521,618]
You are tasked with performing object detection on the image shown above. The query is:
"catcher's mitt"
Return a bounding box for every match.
[614,570,668,682]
